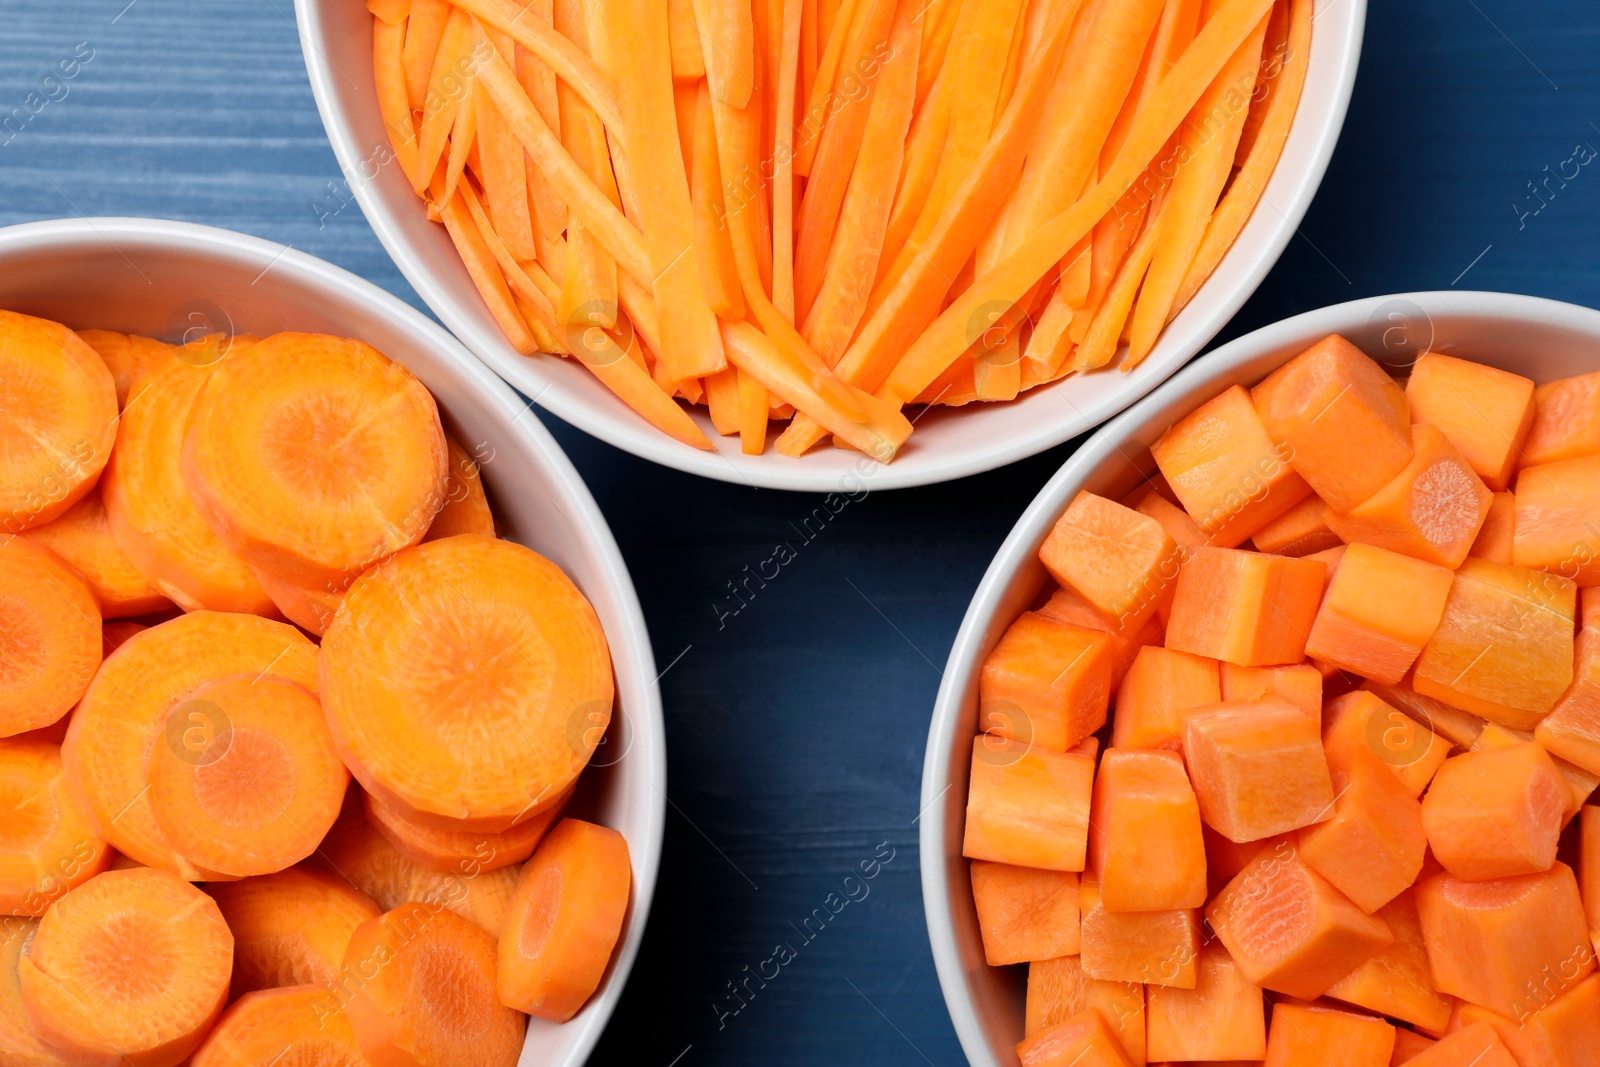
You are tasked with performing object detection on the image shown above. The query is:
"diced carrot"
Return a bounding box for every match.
[365,786,565,874]
[1150,385,1312,547]
[964,735,1094,871]
[1305,542,1455,685]
[1128,484,1211,553]
[1470,490,1516,563]
[0,739,110,916]
[1185,699,1335,842]
[1208,838,1394,999]
[1414,863,1594,1019]
[1039,491,1181,635]
[1398,1022,1515,1067]
[1522,371,1600,468]
[190,984,367,1067]
[1582,805,1600,948]
[1089,749,1207,911]
[979,611,1114,752]
[1079,876,1199,988]
[1421,743,1566,880]
[1252,334,1413,513]
[1468,723,1594,822]
[1298,744,1427,913]
[1457,973,1600,1067]
[18,869,232,1067]
[1263,999,1395,1067]
[1112,645,1219,752]
[1252,494,1342,557]
[1024,956,1145,1061]
[23,488,172,619]
[1412,558,1576,729]
[1325,889,1454,1033]
[0,537,101,738]
[972,862,1080,965]
[1165,547,1325,667]
[1514,453,1600,586]
[1038,587,1165,689]
[1405,352,1536,492]
[1535,625,1600,780]
[1323,690,1450,799]
[210,866,381,996]
[1365,677,1488,750]
[1220,662,1322,718]
[1015,1006,1136,1067]
[1202,825,1279,894]
[1144,943,1267,1062]
[341,902,525,1066]
[61,612,317,878]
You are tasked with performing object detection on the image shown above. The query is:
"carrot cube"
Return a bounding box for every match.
[1263,999,1395,1067]
[1144,943,1267,1062]
[1325,890,1454,1033]
[1024,956,1145,1062]
[1037,588,1164,690]
[1040,491,1182,634]
[1514,453,1600,586]
[964,736,1094,871]
[1397,1022,1518,1067]
[1089,750,1207,912]
[1252,334,1414,512]
[1299,745,1427,913]
[1252,494,1343,557]
[1185,700,1336,842]
[980,612,1114,752]
[1208,839,1395,999]
[1079,877,1199,988]
[1583,805,1599,948]
[1538,628,1600,779]
[1304,542,1455,684]
[1414,863,1594,1018]
[1470,491,1516,564]
[1421,743,1567,881]
[1015,1006,1136,1067]
[1412,559,1576,730]
[1523,370,1600,468]
[1165,548,1327,666]
[1324,424,1493,570]
[1390,1028,1440,1065]
[1111,646,1219,752]
[1128,484,1209,553]
[1203,826,1282,895]
[970,861,1080,965]
[1221,662,1322,718]
[1469,723,1594,822]
[1324,690,1450,798]
[1365,677,1488,749]
[1457,973,1600,1067]
[1405,352,1536,492]
[1151,384,1312,548]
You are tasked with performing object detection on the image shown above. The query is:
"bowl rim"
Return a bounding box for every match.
[0,215,666,1065]
[293,0,1367,491]
[917,288,1600,1065]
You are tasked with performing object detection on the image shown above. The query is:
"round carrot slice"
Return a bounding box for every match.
[423,434,496,541]
[0,739,111,916]
[497,818,631,1022]
[209,867,381,996]
[147,674,349,878]
[190,984,367,1067]
[1,918,71,1067]
[75,329,182,411]
[24,488,173,618]
[251,565,345,637]
[320,534,613,831]
[181,332,447,592]
[364,785,567,875]
[17,868,233,1067]
[0,536,102,737]
[101,358,277,615]
[62,611,318,876]
[341,903,525,1067]
[0,311,117,533]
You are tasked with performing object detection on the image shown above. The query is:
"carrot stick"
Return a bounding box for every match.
[373,18,421,182]
[450,0,623,133]
[585,328,717,448]
[674,81,699,176]
[691,81,745,317]
[415,7,476,192]
[737,368,770,452]
[872,66,951,304]
[819,0,841,46]
[369,0,411,24]
[668,0,708,81]
[699,0,757,107]
[510,2,570,243]
[554,0,621,330]
[617,270,666,358]
[459,180,564,332]
[704,366,742,433]
[443,82,477,205]
[771,0,804,321]
[794,0,865,174]
[474,78,540,261]
[1233,0,1288,163]
[1078,192,1168,371]
[800,0,820,105]
[402,0,452,110]
[437,178,538,354]
[915,0,965,105]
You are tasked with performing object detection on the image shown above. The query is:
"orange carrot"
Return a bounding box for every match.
[1144,943,1266,1061]
[1470,490,1516,563]
[1513,453,1600,586]
[210,867,382,996]
[1220,661,1321,717]
[1024,956,1144,1061]
[699,0,757,107]
[1251,494,1341,557]
[1078,875,1200,987]
[190,985,367,1067]
[366,785,566,873]
[1015,1006,1137,1067]
[402,0,453,110]
[1322,690,1449,799]
[1397,1023,1518,1067]
[980,611,1113,752]
[0,739,110,916]
[971,862,1080,965]
[1112,644,1219,751]
[668,0,708,80]
[1184,698,1335,842]
[1298,744,1427,913]
[452,0,623,132]
[0,537,102,738]
[1262,1000,1395,1067]
[963,735,1094,871]
[1324,890,1454,1033]
[1164,548,1326,667]
[1421,743,1567,881]
[1405,352,1536,492]
[1304,542,1455,685]
[1040,490,1181,635]
[690,80,746,318]
[24,487,173,619]
[374,17,422,183]
[1089,748,1207,911]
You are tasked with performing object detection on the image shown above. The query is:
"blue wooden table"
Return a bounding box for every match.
[4,1,1599,1062]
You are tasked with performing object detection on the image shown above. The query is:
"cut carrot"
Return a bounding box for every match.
[1263,1000,1394,1067]
[1202,825,1279,895]
[0,917,72,1067]
[438,180,540,357]
[1144,943,1267,1062]
[1128,483,1210,552]
[667,0,706,79]
[1322,690,1449,799]
[403,0,452,109]
[1514,453,1600,586]
[0,537,101,738]
[1112,645,1219,753]
[1208,838,1394,999]
[190,984,367,1067]
[1024,956,1145,1061]
[1365,677,1488,751]
[1304,542,1455,685]
[1039,588,1165,690]
[1015,1006,1136,1067]
[1252,334,1413,513]
[1079,876,1199,987]
[62,611,318,876]
[1468,722,1595,821]
[1398,1022,1517,1067]
[1420,743,1566,881]
[18,868,232,1067]
[1522,371,1600,468]
[1458,971,1600,1067]
[1412,558,1576,730]
[23,488,172,618]
[0,311,117,533]
[1325,889,1454,1033]
[452,0,622,132]
[1405,352,1535,492]
[1252,493,1342,557]
[341,902,525,1066]
[1583,805,1600,947]
[1414,863,1593,1019]
[771,0,803,321]
[209,866,382,996]
[1298,744,1427,913]
[365,785,566,873]
[1220,661,1321,717]
[1164,547,1326,667]
[736,369,769,454]
[414,8,475,192]
[972,863,1080,966]
[424,434,496,540]
[374,16,421,183]
[690,81,746,319]
[963,735,1094,871]
[1185,699,1335,842]
[980,611,1113,752]
[0,739,110,915]
[77,328,185,410]
[1039,491,1181,635]
[1470,490,1515,563]
[476,81,539,263]
[322,535,610,831]
[1537,625,1600,777]
[1089,749,1207,911]
[1150,385,1311,547]
[1391,1029,1440,1064]
[498,818,630,1020]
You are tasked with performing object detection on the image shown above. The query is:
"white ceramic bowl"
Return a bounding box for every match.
[296,0,1365,491]
[0,217,665,1067]
[918,290,1600,1065]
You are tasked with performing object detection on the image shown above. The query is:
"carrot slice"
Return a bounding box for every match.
[1165,547,1326,667]
[1220,661,1321,717]
[0,918,71,1067]
[1398,1022,1518,1067]
[1322,690,1449,799]
[1263,1000,1395,1067]
[23,488,171,619]
[1023,956,1144,1061]
[61,611,318,876]
[971,862,1080,965]
[1405,352,1536,492]
[1324,889,1454,1034]
[1421,743,1566,881]
[1079,875,1199,987]
[1513,453,1600,586]
[1112,645,1219,752]
[1184,699,1335,842]
[341,902,525,1067]
[1015,1006,1136,1067]
[364,786,566,873]
[1298,744,1427,913]
[0,739,110,916]
[1252,494,1341,557]
[0,537,101,738]
[1144,943,1266,1061]
[980,611,1114,752]
[1040,491,1181,635]
[210,866,381,996]
[963,735,1094,871]
[76,328,169,409]
[424,434,496,541]
[190,984,367,1067]
[1038,587,1165,689]
[321,535,612,831]
[1305,542,1455,685]
[1089,748,1206,911]
[18,868,232,1067]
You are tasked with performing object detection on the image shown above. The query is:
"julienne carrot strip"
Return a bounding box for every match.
[705,366,742,434]
[871,62,952,305]
[373,18,421,183]
[443,80,477,205]
[511,1,570,245]
[477,31,539,260]
[552,0,620,330]
[415,7,476,192]
[703,0,758,107]
[793,0,865,175]
[737,368,770,453]
[458,177,562,327]
[771,0,804,321]
[1078,190,1170,372]
[402,0,453,109]
[582,325,720,449]
[690,81,746,318]
[668,0,707,81]
[449,0,623,133]
[916,0,965,104]
[437,175,540,353]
